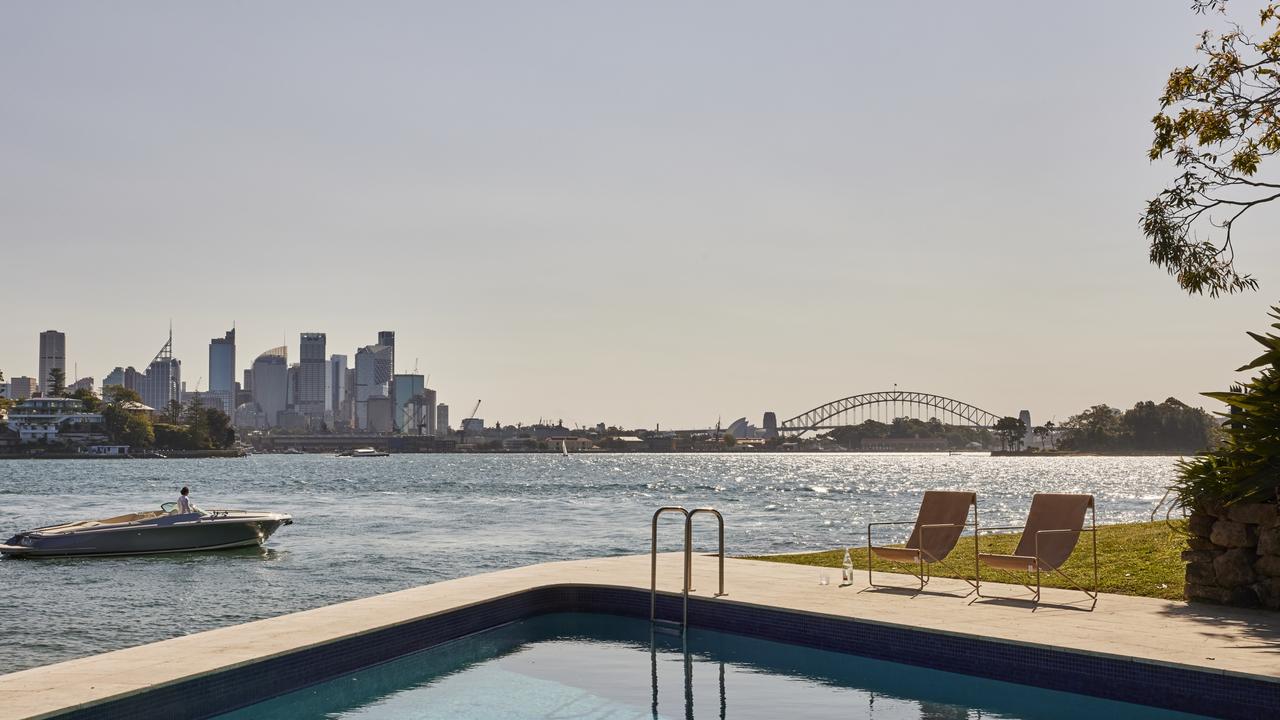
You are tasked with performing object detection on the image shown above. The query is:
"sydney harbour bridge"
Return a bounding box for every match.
[769,389,1014,437]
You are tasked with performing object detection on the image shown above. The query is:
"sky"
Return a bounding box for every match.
[4,1,1280,429]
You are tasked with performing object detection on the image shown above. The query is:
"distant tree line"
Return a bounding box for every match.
[815,397,1217,453]
[1057,398,1216,452]
[826,417,992,450]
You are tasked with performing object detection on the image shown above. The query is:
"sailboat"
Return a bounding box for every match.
[560,440,569,456]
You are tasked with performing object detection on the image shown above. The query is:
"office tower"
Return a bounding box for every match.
[392,373,425,433]
[243,369,254,395]
[377,331,395,374]
[354,344,392,430]
[377,331,395,419]
[235,382,252,410]
[422,388,437,435]
[38,330,66,395]
[287,363,300,408]
[208,328,236,415]
[124,367,140,392]
[344,368,356,428]
[251,347,288,427]
[9,376,36,400]
[436,403,449,436]
[297,333,327,423]
[328,355,349,428]
[138,331,181,412]
[366,396,393,433]
[103,367,125,390]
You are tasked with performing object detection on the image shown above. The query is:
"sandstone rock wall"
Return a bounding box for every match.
[1184,502,1280,609]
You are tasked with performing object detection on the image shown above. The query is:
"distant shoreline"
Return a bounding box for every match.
[0,448,1197,459]
[0,450,246,460]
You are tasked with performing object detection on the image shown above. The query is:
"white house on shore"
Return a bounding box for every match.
[5,397,106,445]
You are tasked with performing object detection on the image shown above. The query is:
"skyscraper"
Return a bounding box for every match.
[208,328,236,415]
[422,388,437,435]
[329,354,349,428]
[392,373,425,433]
[124,367,140,392]
[297,333,327,424]
[138,331,180,413]
[103,367,125,390]
[377,331,395,374]
[9,376,36,400]
[354,344,392,430]
[38,330,66,395]
[378,330,395,421]
[251,347,288,427]
[436,403,449,437]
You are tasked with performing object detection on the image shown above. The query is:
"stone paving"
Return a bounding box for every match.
[1,553,1277,719]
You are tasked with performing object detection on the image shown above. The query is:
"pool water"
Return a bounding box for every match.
[212,614,1206,720]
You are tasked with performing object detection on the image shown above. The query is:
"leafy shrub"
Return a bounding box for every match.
[1174,306,1280,507]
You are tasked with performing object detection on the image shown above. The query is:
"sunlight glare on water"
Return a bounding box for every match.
[0,453,1179,671]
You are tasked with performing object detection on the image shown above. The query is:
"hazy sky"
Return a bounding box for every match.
[4,1,1279,428]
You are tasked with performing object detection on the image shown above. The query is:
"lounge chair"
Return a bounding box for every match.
[866,490,978,592]
[976,493,1097,605]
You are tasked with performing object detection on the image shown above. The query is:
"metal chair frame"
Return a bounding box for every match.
[974,501,1098,608]
[865,500,979,593]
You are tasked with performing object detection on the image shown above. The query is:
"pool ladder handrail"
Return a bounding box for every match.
[650,506,726,629]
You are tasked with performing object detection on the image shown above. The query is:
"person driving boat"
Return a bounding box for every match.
[177,486,202,514]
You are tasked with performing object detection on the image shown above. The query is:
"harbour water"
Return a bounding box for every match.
[0,453,1180,673]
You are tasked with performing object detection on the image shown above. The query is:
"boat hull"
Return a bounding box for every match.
[1,513,291,558]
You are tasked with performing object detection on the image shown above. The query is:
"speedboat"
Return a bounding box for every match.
[338,447,389,457]
[0,505,293,558]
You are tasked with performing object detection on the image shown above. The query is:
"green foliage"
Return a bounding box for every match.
[105,386,143,406]
[68,388,101,413]
[1143,1,1280,296]
[1057,400,1215,452]
[748,521,1187,601]
[166,398,235,450]
[47,368,66,396]
[101,404,154,448]
[153,423,194,451]
[182,398,211,450]
[994,416,1026,451]
[205,406,235,448]
[162,400,182,424]
[1174,305,1280,506]
[826,418,991,449]
[1060,404,1124,450]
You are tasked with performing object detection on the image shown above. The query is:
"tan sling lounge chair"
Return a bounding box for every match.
[976,493,1097,606]
[866,490,978,592]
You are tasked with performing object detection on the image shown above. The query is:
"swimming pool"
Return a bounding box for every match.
[211,613,1207,720]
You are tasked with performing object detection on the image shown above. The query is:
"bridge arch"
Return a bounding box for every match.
[779,390,1005,435]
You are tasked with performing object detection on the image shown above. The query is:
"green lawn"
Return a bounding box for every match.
[745,521,1187,600]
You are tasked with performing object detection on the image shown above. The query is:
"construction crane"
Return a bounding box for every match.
[460,399,482,443]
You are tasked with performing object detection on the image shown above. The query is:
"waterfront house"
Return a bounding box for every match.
[6,397,107,445]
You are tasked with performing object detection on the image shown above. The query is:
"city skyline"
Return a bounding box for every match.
[4,2,1280,427]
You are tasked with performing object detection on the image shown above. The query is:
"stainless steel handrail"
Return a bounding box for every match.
[651,507,692,627]
[687,508,726,597]
[651,506,726,630]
